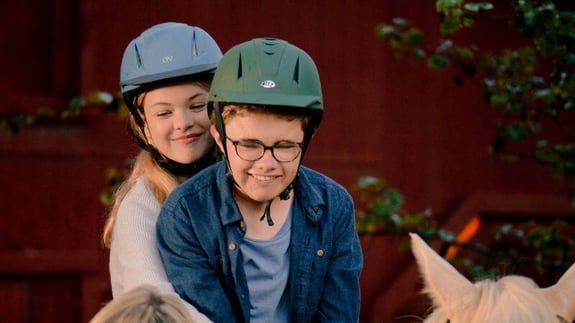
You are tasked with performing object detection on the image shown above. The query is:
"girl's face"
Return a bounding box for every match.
[142,83,214,164]
[211,111,304,202]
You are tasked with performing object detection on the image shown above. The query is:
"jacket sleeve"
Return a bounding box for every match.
[156,198,236,322]
[316,193,363,322]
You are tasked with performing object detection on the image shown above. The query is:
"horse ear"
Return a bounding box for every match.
[409,233,478,315]
[540,260,575,321]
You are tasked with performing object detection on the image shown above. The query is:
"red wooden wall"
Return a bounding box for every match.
[1,1,573,322]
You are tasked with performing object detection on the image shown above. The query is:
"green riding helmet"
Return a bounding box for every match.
[209,38,323,110]
[209,38,324,148]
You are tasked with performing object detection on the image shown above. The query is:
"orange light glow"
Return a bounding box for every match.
[445,214,481,259]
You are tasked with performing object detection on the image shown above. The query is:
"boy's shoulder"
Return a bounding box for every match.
[171,161,225,199]
[299,165,345,189]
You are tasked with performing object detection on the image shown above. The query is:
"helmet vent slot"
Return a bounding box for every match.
[191,30,199,56]
[237,54,243,79]
[134,44,143,68]
[292,57,300,84]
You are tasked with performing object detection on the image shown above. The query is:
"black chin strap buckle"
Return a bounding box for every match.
[279,184,293,200]
[259,200,275,226]
[259,183,294,227]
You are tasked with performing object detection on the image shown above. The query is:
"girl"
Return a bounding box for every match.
[102,22,222,322]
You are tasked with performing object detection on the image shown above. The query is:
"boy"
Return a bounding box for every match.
[157,38,363,322]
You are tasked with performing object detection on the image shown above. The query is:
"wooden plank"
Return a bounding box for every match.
[0,250,99,274]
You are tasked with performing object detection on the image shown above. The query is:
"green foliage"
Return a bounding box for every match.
[376,0,575,205]
[353,176,436,236]
[436,0,494,34]
[467,220,575,281]
[352,176,575,283]
[1,91,131,208]
[0,91,127,133]
[99,167,127,206]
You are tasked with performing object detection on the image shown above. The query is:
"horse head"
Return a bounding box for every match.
[409,233,575,323]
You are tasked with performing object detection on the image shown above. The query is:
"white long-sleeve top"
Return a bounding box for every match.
[109,177,211,322]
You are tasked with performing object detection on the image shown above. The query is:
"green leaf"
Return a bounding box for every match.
[407,28,424,46]
[427,54,450,69]
[478,2,494,10]
[392,17,408,27]
[357,176,381,189]
[489,93,509,108]
[69,96,87,110]
[505,124,527,142]
[376,25,396,37]
[533,88,553,99]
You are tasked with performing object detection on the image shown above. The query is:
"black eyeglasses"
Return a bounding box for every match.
[226,136,303,163]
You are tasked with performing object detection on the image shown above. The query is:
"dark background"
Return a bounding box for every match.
[1,1,573,322]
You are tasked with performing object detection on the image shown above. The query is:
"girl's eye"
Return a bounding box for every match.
[190,103,207,111]
[156,111,171,117]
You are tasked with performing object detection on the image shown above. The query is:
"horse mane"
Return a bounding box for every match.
[409,233,575,323]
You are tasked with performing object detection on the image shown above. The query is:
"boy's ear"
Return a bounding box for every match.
[210,125,224,152]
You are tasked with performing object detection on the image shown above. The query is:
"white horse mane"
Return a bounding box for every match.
[409,233,575,323]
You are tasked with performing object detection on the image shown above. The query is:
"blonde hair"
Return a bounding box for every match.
[101,112,179,248]
[90,285,194,323]
[102,149,179,247]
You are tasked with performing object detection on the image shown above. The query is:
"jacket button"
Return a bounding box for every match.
[316,249,324,257]
[229,243,237,251]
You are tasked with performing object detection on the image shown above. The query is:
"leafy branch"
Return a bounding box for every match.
[352,175,575,282]
[376,0,575,205]
[1,91,131,207]
[0,91,127,133]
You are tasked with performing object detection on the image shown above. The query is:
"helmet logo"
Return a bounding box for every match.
[260,80,276,88]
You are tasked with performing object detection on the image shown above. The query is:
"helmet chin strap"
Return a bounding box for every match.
[146,144,216,178]
[258,182,294,226]
[131,114,217,178]
[226,169,297,227]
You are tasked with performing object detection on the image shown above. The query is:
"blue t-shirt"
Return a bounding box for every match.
[241,211,291,323]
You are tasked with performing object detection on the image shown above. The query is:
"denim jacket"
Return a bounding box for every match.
[157,162,363,323]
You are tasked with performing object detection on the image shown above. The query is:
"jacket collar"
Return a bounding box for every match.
[215,163,244,226]
[293,166,325,223]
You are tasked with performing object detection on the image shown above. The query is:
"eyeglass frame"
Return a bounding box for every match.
[225,136,304,163]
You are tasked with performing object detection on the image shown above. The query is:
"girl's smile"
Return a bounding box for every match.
[142,83,214,164]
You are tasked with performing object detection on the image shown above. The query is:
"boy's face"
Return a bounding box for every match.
[211,111,305,202]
